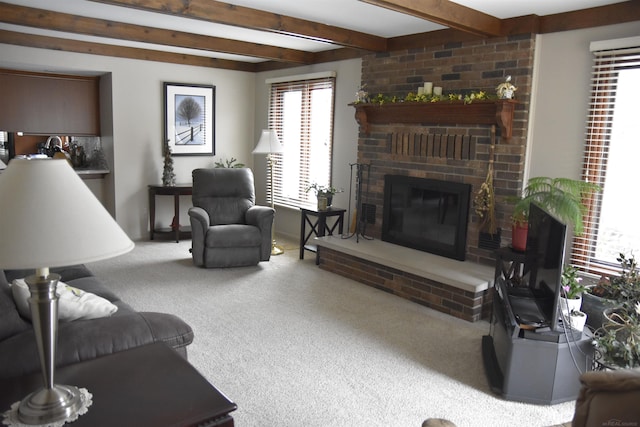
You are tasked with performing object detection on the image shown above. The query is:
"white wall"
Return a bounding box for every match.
[3,20,637,242]
[0,44,256,240]
[527,21,640,180]
[253,59,361,240]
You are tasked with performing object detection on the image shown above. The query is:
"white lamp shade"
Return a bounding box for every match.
[0,158,134,270]
[0,158,6,169]
[252,129,284,154]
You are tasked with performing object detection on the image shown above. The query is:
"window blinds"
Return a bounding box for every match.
[570,44,640,276]
[267,77,335,208]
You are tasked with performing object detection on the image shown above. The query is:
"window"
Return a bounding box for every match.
[571,38,640,276]
[267,75,335,208]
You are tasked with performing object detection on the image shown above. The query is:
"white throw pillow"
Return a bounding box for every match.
[11,278,118,321]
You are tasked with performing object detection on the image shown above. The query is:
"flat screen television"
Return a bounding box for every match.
[522,202,568,332]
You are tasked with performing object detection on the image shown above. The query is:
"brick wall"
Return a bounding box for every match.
[318,246,493,322]
[356,34,535,266]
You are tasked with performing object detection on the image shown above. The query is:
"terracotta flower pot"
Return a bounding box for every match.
[511,222,528,252]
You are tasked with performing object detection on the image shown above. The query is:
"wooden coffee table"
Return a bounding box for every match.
[0,342,237,427]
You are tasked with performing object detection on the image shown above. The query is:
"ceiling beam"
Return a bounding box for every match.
[359,0,503,37]
[89,0,388,52]
[0,3,313,63]
[538,1,640,34]
[0,29,257,72]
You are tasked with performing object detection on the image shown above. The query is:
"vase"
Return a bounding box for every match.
[564,310,587,331]
[511,223,528,252]
[581,290,614,330]
[558,295,582,316]
[317,195,328,211]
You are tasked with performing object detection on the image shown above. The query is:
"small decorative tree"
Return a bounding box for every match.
[162,140,176,187]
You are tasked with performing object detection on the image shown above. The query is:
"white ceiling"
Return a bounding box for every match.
[0,0,629,63]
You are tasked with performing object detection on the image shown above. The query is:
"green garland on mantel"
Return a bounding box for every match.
[358,90,499,106]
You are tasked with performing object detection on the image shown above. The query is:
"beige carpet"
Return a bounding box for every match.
[87,237,575,427]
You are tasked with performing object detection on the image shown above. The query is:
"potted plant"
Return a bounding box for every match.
[509,177,600,251]
[582,275,616,330]
[559,264,587,316]
[592,253,640,369]
[306,183,340,210]
[213,157,245,168]
[566,309,588,331]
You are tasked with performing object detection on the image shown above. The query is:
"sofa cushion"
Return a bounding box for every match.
[11,278,118,322]
[0,311,194,379]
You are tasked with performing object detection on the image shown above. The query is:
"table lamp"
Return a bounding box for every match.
[252,129,285,255]
[0,158,134,425]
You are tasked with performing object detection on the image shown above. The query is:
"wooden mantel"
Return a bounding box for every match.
[351,99,518,140]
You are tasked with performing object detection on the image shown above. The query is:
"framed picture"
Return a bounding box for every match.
[164,82,215,156]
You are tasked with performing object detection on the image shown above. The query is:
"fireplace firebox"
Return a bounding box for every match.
[382,175,471,261]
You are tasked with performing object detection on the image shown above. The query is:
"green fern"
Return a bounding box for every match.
[511,177,600,235]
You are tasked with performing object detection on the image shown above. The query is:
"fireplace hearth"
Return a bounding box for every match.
[382,175,471,261]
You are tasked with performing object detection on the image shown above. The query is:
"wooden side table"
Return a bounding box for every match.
[300,206,346,264]
[0,342,237,427]
[148,184,192,242]
[494,246,529,287]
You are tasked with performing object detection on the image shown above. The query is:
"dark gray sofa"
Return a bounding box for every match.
[0,265,194,379]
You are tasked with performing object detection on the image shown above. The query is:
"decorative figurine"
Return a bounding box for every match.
[496,75,517,99]
[355,84,369,103]
[162,140,176,187]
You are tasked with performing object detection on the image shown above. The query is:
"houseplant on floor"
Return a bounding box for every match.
[509,177,600,251]
[592,253,640,369]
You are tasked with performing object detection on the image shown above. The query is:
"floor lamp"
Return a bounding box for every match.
[0,158,134,425]
[253,129,285,255]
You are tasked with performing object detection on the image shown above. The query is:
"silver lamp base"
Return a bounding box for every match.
[18,384,84,425]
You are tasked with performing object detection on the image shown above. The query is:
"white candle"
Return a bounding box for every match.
[423,82,433,95]
[417,87,424,95]
[433,86,443,96]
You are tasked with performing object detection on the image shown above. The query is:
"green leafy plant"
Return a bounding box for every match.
[510,177,601,234]
[305,183,340,196]
[561,265,587,299]
[592,253,640,369]
[214,157,245,168]
[367,90,495,105]
[594,305,640,369]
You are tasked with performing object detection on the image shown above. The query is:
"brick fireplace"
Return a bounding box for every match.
[356,33,535,266]
[317,33,536,321]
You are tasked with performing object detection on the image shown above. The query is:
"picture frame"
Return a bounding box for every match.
[164,82,215,156]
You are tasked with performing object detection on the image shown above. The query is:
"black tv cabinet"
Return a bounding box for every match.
[482,249,594,405]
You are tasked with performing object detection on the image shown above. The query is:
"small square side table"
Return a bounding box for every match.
[148,184,192,242]
[300,207,346,264]
[0,342,236,427]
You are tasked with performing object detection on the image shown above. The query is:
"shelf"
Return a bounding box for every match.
[351,99,518,140]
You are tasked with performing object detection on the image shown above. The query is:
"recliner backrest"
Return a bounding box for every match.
[192,168,256,225]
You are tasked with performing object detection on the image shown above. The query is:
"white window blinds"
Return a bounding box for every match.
[267,76,335,208]
[570,41,640,277]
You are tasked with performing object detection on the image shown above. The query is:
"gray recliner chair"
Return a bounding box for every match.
[188,168,275,268]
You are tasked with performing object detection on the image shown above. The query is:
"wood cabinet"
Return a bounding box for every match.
[351,99,517,140]
[0,69,100,135]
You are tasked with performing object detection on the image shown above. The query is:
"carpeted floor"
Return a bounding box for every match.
[87,237,576,427]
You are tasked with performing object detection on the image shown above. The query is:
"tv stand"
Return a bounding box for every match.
[483,285,593,404]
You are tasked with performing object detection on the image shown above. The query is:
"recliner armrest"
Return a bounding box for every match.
[246,205,275,230]
[188,206,210,229]
[189,206,211,267]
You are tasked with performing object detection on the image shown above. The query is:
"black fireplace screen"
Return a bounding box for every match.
[382,175,471,261]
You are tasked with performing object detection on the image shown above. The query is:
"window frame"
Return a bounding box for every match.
[267,75,336,209]
[570,38,640,277]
